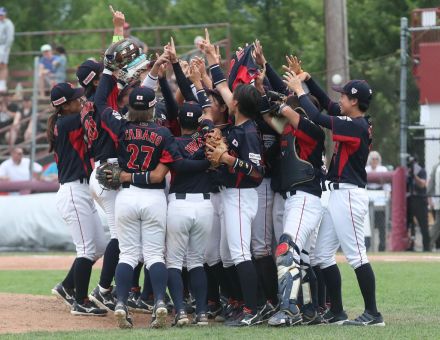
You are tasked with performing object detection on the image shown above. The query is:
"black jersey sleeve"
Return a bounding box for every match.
[298,94,332,129]
[159,129,183,165]
[100,108,125,146]
[159,76,179,121]
[305,77,341,116]
[265,62,289,95]
[172,62,197,102]
[297,115,325,142]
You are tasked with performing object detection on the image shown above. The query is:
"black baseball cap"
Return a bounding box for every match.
[178,102,203,126]
[129,87,156,110]
[332,80,373,105]
[50,83,84,107]
[76,60,104,88]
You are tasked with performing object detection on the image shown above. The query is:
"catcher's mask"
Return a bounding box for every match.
[105,38,142,70]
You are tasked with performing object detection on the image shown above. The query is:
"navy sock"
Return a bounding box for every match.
[224,266,243,301]
[355,263,378,315]
[62,259,76,289]
[189,267,208,314]
[99,238,120,289]
[313,265,326,309]
[115,263,134,304]
[74,257,93,303]
[236,261,258,313]
[140,266,153,301]
[168,268,183,312]
[204,263,220,304]
[131,262,143,288]
[182,267,190,298]
[322,264,343,314]
[254,255,278,304]
[149,262,167,303]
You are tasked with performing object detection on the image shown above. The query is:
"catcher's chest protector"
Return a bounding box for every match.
[280,132,315,192]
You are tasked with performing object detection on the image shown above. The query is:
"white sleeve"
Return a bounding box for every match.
[0,162,7,177]
[142,72,158,91]
[33,162,43,173]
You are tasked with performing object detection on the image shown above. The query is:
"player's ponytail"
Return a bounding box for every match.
[47,108,61,152]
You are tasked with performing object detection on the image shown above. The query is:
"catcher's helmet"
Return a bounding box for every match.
[104,38,142,70]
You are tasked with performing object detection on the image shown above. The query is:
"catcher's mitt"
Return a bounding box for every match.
[96,162,122,190]
[205,128,228,167]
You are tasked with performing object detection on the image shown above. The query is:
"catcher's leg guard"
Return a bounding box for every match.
[300,250,321,324]
[275,234,301,314]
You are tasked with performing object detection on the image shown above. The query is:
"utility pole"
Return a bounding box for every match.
[324,0,350,161]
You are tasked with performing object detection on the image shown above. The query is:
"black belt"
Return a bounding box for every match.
[175,193,210,200]
[281,190,296,199]
[79,177,89,184]
[122,183,130,188]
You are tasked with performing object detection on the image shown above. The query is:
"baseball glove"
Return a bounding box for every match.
[96,162,122,190]
[205,128,228,167]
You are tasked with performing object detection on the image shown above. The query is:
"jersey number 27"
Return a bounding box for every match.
[127,144,154,171]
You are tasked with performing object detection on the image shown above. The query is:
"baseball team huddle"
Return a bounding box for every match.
[49,7,385,329]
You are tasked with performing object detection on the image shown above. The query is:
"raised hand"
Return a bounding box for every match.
[282,70,303,94]
[192,56,207,77]
[285,55,303,75]
[255,66,266,94]
[189,63,202,85]
[110,5,125,30]
[253,39,266,67]
[165,37,178,63]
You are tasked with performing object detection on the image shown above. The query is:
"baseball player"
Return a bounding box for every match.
[48,83,107,316]
[198,30,265,327]
[258,79,326,326]
[165,102,213,327]
[285,70,385,326]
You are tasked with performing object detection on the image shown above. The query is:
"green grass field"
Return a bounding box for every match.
[1,259,439,339]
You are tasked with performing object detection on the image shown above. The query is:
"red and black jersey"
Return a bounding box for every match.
[219,119,264,189]
[169,134,211,194]
[100,109,181,189]
[327,115,371,187]
[281,116,325,196]
[83,73,120,163]
[54,113,92,184]
[298,93,372,187]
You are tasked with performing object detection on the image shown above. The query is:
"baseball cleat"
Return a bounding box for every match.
[150,300,168,328]
[301,303,324,325]
[268,309,302,327]
[192,312,209,326]
[226,307,262,327]
[259,301,277,322]
[172,309,189,327]
[343,311,385,326]
[126,287,141,311]
[322,309,348,325]
[207,301,223,320]
[135,297,154,314]
[71,299,108,316]
[51,283,75,308]
[114,302,133,329]
[89,285,116,312]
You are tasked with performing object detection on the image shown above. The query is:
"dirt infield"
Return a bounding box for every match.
[0,253,439,271]
[0,292,159,334]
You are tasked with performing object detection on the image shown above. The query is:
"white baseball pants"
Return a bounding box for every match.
[56,180,107,261]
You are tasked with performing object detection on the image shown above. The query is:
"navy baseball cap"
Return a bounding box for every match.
[178,102,203,125]
[332,80,373,105]
[50,83,84,107]
[76,60,104,88]
[129,87,156,110]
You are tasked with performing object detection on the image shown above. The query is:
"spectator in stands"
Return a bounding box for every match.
[4,102,21,148]
[53,46,67,84]
[365,150,389,251]
[0,7,14,93]
[183,35,207,63]
[41,161,58,182]
[39,44,59,97]
[407,155,430,251]
[123,22,148,53]
[0,147,42,181]
[428,158,440,251]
